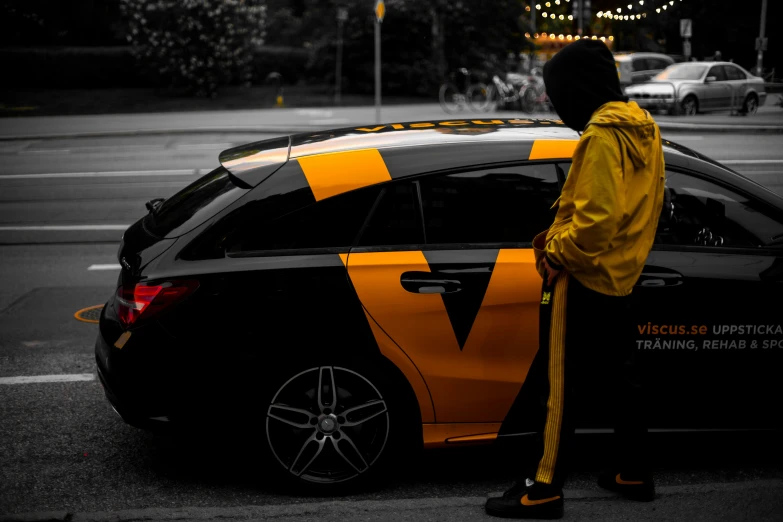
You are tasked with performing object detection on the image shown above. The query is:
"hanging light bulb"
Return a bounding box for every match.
[627,4,632,9]
[545,1,551,6]
[597,11,603,17]
[639,0,644,4]
[656,8,660,12]
[550,13,555,18]
[536,4,541,10]
[568,14,573,19]
[616,7,621,12]
[630,15,635,19]
[567,35,573,40]
[559,14,564,19]
[609,35,614,41]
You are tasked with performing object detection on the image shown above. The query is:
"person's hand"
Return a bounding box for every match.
[541,256,561,286]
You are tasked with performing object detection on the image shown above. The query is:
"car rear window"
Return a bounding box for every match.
[144,166,250,239]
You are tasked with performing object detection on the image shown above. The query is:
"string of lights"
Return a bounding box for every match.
[524,32,616,43]
[597,0,684,21]
[524,1,576,22]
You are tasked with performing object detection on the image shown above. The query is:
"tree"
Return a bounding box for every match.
[120,0,267,96]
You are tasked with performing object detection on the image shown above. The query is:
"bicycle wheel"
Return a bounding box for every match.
[521,87,537,114]
[439,82,464,114]
[467,82,491,112]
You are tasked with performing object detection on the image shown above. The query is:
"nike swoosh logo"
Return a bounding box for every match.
[520,494,562,506]
[616,473,644,485]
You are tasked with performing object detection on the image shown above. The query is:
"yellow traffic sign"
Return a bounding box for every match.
[375,0,385,23]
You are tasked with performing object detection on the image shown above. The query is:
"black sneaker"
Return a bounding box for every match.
[485,479,564,519]
[597,470,655,502]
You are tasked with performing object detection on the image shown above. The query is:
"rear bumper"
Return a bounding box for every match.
[94,331,173,432]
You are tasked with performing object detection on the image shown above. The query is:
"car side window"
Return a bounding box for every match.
[418,163,561,245]
[357,182,424,247]
[194,186,382,258]
[725,66,746,81]
[656,171,783,248]
[707,66,728,82]
[632,58,650,72]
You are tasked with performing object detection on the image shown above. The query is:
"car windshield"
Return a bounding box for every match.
[654,64,707,81]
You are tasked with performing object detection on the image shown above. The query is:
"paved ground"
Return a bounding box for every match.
[0,106,781,522]
[0,101,781,140]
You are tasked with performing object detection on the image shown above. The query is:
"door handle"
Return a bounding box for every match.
[400,272,462,294]
[636,271,683,288]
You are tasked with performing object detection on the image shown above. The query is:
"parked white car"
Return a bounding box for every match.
[625,61,767,116]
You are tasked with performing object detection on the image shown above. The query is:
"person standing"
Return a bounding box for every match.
[485,38,666,519]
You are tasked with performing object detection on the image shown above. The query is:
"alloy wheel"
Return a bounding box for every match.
[266,366,390,484]
[744,96,758,115]
[682,96,698,116]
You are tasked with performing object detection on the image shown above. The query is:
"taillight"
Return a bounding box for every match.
[115,280,199,329]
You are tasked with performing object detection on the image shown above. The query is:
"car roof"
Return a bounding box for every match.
[220,118,581,182]
[218,117,711,185]
[217,118,783,208]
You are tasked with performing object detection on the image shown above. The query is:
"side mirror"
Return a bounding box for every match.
[705,76,717,83]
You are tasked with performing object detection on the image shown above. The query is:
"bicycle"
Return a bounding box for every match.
[520,70,554,114]
[438,68,489,114]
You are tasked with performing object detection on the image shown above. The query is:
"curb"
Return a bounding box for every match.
[1,122,783,141]
[656,122,783,133]
[2,479,780,522]
[0,126,321,141]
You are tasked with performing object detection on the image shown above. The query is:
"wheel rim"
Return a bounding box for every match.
[440,84,462,113]
[266,366,390,484]
[746,97,758,114]
[683,97,697,115]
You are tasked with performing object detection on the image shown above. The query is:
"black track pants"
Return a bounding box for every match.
[503,273,649,489]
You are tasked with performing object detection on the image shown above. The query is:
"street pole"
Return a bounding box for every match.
[756,0,768,77]
[335,8,347,106]
[375,17,381,124]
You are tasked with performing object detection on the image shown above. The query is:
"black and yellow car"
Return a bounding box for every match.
[95,118,783,490]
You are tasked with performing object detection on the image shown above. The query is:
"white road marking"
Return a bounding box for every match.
[0,169,199,180]
[88,264,122,271]
[668,136,704,141]
[719,159,783,164]
[0,225,129,231]
[0,373,95,385]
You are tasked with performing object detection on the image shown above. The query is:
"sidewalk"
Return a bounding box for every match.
[2,479,781,521]
[0,101,781,140]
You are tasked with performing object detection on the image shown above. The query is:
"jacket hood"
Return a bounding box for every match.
[589,101,658,169]
[543,39,628,131]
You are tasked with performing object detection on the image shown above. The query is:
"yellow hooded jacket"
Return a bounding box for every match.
[545,101,665,296]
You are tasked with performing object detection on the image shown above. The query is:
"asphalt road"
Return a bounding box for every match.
[0,131,781,520]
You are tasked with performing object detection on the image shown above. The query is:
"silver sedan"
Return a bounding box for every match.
[625,61,767,116]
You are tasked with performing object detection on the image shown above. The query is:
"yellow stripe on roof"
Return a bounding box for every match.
[297,148,392,201]
[529,139,578,160]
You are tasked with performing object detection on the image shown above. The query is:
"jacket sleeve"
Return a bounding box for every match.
[545,135,625,273]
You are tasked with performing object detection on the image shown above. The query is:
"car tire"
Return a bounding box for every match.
[257,359,420,495]
[681,95,699,116]
[741,94,759,115]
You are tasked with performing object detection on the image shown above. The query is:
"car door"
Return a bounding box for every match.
[344,162,562,424]
[161,172,384,412]
[631,167,783,430]
[703,65,732,110]
[723,64,748,110]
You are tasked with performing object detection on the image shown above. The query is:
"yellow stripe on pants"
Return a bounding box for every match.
[535,273,570,485]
